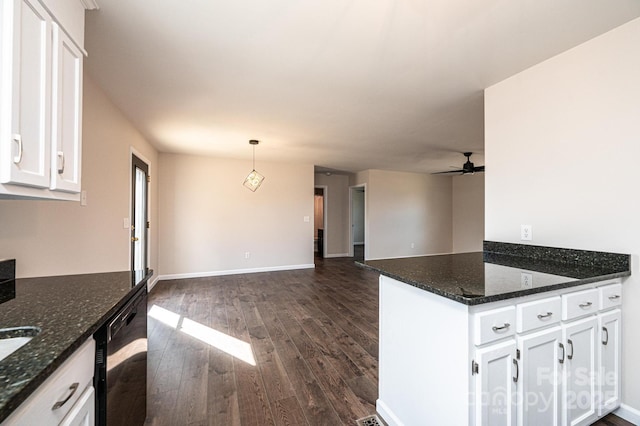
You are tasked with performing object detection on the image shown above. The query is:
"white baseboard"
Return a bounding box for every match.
[157,263,315,281]
[615,403,640,424]
[147,275,160,292]
[376,399,402,426]
[324,253,350,258]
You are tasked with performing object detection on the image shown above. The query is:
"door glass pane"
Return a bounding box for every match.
[133,167,146,270]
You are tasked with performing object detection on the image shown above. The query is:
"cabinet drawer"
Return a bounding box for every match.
[599,283,622,310]
[516,296,561,333]
[3,338,95,425]
[474,306,516,346]
[562,288,599,321]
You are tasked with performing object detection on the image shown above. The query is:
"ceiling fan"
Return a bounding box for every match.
[432,152,484,175]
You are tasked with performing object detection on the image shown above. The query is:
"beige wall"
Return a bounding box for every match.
[0,73,159,279]
[452,173,484,253]
[314,173,350,257]
[356,169,453,260]
[158,153,314,277]
[485,17,640,415]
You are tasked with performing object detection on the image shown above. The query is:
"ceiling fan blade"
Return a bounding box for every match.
[474,166,485,172]
[432,169,464,175]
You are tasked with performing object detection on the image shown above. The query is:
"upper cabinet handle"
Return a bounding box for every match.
[537,312,553,319]
[492,323,511,332]
[578,302,592,309]
[12,134,22,164]
[57,151,65,174]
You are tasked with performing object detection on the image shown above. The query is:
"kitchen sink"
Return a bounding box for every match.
[0,326,41,362]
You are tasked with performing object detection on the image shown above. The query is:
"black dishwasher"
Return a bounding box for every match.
[94,285,147,426]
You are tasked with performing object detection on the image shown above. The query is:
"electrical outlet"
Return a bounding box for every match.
[521,272,533,289]
[411,243,415,249]
[244,252,250,259]
[521,224,532,241]
[80,190,87,206]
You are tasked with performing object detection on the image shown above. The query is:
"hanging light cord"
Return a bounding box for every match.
[252,144,256,171]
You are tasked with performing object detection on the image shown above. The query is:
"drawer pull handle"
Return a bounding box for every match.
[608,295,620,300]
[537,312,553,320]
[492,323,511,332]
[52,382,79,410]
[567,339,574,360]
[578,302,593,309]
[513,359,519,383]
[559,343,565,364]
[602,326,609,345]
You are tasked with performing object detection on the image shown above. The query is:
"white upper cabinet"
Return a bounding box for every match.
[50,22,82,193]
[0,0,52,189]
[0,0,94,200]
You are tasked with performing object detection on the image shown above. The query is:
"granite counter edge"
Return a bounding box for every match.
[357,262,630,306]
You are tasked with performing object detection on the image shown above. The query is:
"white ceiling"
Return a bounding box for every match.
[84,0,640,174]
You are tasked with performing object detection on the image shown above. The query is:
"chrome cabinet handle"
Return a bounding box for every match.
[602,327,609,345]
[12,134,22,164]
[513,359,519,383]
[559,343,565,364]
[52,382,79,410]
[567,339,574,360]
[608,295,620,300]
[578,302,593,309]
[537,312,553,319]
[492,323,511,332]
[57,151,65,174]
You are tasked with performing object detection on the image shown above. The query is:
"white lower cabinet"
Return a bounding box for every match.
[377,276,623,426]
[517,326,562,426]
[1,338,95,426]
[598,309,621,415]
[562,316,598,426]
[471,281,622,426]
[473,340,517,425]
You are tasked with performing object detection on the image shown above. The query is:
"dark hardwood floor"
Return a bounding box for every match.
[145,255,633,426]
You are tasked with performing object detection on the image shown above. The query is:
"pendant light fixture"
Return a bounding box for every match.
[243,139,265,192]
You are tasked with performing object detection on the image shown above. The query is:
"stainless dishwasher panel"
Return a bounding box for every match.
[95,285,147,426]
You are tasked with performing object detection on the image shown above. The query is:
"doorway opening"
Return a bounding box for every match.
[349,185,365,261]
[131,154,149,272]
[314,186,327,259]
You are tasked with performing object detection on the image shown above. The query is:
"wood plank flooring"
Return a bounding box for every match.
[145,255,633,426]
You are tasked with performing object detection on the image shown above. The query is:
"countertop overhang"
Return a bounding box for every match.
[0,270,153,422]
[359,242,630,305]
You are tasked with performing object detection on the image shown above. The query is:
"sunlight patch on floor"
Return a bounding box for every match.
[148,304,256,366]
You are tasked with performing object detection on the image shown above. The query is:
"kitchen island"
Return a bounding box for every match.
[361,242,630,426]
[0,270,152,423]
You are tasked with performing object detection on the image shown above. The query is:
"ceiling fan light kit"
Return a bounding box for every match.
[432,152,485,175]
[243,140,265,192]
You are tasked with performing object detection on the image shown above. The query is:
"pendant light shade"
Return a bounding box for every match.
[243,140,265,192]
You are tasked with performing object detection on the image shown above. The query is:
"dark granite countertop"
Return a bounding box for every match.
[360,242,630,306]
[0,270,152,422]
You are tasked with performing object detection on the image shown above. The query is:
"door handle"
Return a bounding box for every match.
[57,151,65,174]
[512,359,519,383]
[602,327,609,345]
[559,342,565,364]
[131,237,139,242]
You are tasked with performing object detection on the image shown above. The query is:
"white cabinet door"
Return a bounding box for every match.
[0,0,51,188]
[598,309,621,415]
[50,22,82,192]
[563,316,598,426]
[517,326,562,426]
[60,385,95,426]
[474,339,517,426]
